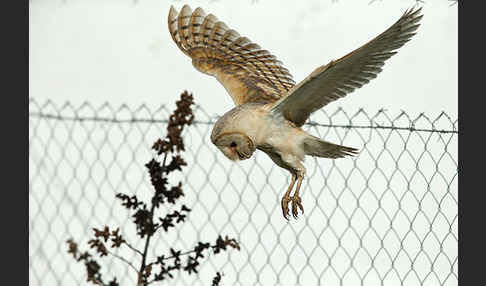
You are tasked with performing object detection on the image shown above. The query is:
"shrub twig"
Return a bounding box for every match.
[67,91,238,286]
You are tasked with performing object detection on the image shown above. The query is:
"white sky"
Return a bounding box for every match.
[29,0,457,119]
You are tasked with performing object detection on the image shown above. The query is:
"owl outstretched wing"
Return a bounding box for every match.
[271,8,423,127]
[168,5,295,106]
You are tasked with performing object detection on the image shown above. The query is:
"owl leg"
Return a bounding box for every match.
[290,170,305,219]
[281,174,296,220]
[265,151,306,219]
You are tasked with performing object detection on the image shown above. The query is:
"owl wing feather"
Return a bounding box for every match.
[168,5,295,106]
[270,7,423,126]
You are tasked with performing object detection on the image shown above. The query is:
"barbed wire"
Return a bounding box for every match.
[29,97,458,133]
[29,111,458,135]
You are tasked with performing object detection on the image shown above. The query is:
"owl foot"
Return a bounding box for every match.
[281,195,304,220]
[291,195,304,219]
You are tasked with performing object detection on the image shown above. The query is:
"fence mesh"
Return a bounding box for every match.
[29,97,458,286]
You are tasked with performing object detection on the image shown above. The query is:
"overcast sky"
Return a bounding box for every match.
[30,2,457,285]
[30,0,457,119]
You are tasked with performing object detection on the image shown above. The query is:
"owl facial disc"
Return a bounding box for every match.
[213,132,255,161]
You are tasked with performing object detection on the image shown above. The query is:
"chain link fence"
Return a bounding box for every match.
[29,97,458,286]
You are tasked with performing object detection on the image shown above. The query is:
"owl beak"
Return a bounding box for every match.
[230,146,243,160]
[230,146,249,160]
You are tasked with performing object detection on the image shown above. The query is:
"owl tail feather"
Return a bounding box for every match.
[303,136,358,159]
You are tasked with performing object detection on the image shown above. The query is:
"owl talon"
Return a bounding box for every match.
[281,197,291,220]
[281,196,304,220]
[291,196,304,219]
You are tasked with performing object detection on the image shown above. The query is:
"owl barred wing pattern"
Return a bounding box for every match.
[168,5,296,106]
[271,8,423,127]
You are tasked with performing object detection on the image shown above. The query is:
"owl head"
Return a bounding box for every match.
[212,132,255,161]
[210,105,259,161]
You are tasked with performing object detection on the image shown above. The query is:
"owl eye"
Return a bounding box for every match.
[230,142,237,147]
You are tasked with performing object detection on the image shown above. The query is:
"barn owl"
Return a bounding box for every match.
[168,5,422,220]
